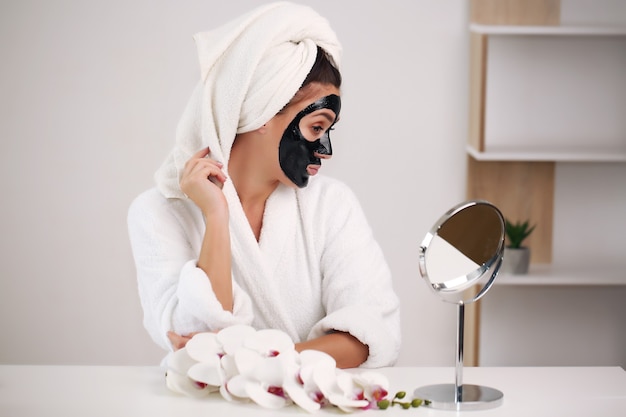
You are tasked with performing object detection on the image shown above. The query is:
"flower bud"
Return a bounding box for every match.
[377,400,390,409]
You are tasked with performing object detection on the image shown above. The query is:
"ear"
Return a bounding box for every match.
[257,123,268,135]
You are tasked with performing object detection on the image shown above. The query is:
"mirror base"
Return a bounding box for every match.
[414,383,503,411]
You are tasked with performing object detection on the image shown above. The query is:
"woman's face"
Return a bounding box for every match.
[273,84,341,188]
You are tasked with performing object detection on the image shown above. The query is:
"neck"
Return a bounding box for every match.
[228,133,278,209]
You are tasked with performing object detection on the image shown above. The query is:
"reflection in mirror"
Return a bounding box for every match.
[415,200,505,411]
[419,201,505,304]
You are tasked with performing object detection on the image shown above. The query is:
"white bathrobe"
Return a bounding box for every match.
[128,175,401,368]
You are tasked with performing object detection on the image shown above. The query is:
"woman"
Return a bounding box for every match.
[128,2,400,369]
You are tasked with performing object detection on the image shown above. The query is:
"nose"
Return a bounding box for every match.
[316,133,333,158]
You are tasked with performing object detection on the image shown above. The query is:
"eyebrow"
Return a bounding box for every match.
[316,110,337,124]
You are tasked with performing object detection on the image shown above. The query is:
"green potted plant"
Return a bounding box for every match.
[501,219,535,275]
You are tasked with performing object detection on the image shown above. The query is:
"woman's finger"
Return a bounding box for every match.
[188,158,223,174]
[184,152,223,174]
[183,147,211,170]
[193,147,210,159]
[188,160,227,183]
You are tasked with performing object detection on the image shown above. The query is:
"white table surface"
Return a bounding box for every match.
[1,365,625,416]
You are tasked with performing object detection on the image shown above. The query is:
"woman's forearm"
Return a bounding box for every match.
[296,331,369,369]
[197,212,233,312]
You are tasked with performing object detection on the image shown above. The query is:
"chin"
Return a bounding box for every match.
[284,174,309,188]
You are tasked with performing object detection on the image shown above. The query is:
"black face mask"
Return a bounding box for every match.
[278,94,341,188]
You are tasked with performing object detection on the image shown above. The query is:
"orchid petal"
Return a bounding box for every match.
[219,382,249,403]
[188,360,224,387]
[283,381,321,413]
[298,349,335,390]
[166,369,211,398]
[353,371,390,401]
[327,394,369,412]
[220,353,238,380]
[299,349,336,368]
[186,332,223,362]
[353,371,389,386]
[166,348,197,375]
[281,356,304,389]
[246,382,289,409]
[219,383,235,402]
[244,328,294,355]
[282,361,326,412]
[252,356,287,387]
[234,347,263,377]
[216,324,256,355]
[311,360,342,399]
[292,349,337,408]
[224,374,251,399]
[336,370,358,396]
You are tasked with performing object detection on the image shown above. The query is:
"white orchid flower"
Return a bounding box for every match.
[224,328,297,409]
[185,332,225,388]
[216,324,257,355]
[164,326,393,413]
[165,347,215,397]
[282,349,335,412]
[353,371,390,403]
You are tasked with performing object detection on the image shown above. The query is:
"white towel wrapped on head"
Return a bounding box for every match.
[155,1,342,199]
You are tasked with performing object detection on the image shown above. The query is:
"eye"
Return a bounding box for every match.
[313,125,335,134]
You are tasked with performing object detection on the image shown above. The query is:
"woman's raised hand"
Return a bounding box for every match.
[180,148,228,216]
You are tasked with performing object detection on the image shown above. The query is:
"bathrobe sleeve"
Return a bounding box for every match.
[127,188,254,351]
[304,179,401,368]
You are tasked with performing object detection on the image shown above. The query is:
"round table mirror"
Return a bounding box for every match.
[419,200,505,304]
[414,200,505,411]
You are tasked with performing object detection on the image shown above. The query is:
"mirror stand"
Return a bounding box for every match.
[415,200,506,411]
[414,302,503,411]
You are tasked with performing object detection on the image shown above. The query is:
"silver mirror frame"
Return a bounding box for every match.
[418,200,505,304]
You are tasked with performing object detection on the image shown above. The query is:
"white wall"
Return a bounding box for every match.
[0,0,470,365]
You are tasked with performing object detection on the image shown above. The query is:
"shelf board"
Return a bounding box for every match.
[470,23,626,36]
[495,263,626,286]
[466,144,626,162]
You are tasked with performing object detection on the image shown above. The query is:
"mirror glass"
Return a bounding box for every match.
[419,200,505,304]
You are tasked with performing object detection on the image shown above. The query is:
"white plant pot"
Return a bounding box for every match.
[501,247,530,275]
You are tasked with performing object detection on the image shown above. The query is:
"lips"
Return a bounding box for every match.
[307,165,320,176]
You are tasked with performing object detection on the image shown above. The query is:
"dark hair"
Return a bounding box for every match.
[301,46,342,89]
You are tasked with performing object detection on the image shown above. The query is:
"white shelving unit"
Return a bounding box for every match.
[466,143,626,162]
[468,0,626,369]
[468,23,626,162]
[470,23,626,36]
[496,263,626,286]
